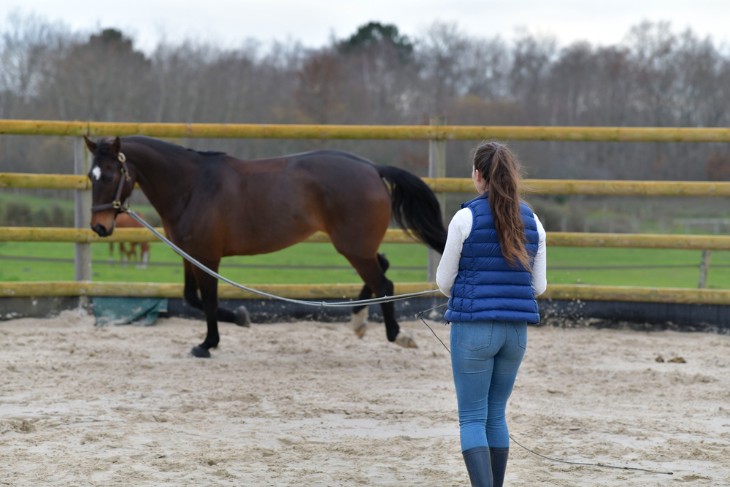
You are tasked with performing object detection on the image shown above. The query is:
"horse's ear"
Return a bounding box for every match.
[83,135,97,154]
[111,136,121,154]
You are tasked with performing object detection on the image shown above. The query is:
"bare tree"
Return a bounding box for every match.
[508,31,557,122]
[37,28,153,121]
[294,48,346,124]
[0,15,729,186]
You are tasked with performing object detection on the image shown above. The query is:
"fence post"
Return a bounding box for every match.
[428,116,447,281]
[698,250,712,288]
[74,138,92,287]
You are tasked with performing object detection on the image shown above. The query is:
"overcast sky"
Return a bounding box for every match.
[3,0,729,53]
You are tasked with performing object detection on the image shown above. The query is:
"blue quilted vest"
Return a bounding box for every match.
[445,194,540,324]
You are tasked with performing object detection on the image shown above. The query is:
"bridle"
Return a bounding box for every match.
[91,152,132,213]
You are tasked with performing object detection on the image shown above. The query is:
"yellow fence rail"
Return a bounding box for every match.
[3,119,730,142]
[2,281,730,306]
[6,173,730,196]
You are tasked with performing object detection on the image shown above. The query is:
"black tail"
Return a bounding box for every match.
[377,165,447,254]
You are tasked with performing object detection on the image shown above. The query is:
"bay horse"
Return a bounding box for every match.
[109,212,150,268]
[84,135,446,358]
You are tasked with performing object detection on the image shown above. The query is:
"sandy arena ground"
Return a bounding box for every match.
[1,310,729,486]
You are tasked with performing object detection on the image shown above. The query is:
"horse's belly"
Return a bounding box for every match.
[223,224,317,257]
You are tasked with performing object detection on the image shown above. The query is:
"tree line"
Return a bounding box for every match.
[1,13,729,229]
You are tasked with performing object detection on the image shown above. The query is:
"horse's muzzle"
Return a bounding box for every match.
[91,223,113,237]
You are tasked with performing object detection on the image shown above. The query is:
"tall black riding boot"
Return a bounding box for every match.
[489,447,509,487]
[462,446,492,487]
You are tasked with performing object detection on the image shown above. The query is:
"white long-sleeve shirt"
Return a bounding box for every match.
[436,207,547,297]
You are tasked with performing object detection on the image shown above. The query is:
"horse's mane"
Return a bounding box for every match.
[123,136,226,159]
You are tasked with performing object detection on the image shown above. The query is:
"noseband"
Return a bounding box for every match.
[91,152,131,213]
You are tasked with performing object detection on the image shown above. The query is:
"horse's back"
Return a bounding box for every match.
[250,149,377,176]
[286,150,384,189]
[218,149,391,256]
[233,149,387,201]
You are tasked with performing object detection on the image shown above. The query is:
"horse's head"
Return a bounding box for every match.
[83,135,136,237]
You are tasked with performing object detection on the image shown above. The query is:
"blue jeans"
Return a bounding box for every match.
[450,321,527,452]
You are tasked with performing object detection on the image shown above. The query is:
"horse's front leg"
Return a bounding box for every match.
[190,269,221,358]
[182,261,251,355]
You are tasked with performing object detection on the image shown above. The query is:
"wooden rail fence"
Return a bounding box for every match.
[1,120,729,305]
[3,119,730,142]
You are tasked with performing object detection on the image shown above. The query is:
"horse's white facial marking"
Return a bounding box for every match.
[91,166,101,181]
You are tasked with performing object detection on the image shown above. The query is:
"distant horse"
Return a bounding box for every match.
[108,212,150,268]
[84,135,446,358]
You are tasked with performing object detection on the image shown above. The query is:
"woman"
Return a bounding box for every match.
[437,142,547,487]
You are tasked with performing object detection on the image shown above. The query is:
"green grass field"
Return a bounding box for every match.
[547,247,730,288]
[2,193,728,289]
[0,241,428,284]
[1,240,728,289]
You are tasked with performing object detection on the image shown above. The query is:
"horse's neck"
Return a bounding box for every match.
[128,143,197,222]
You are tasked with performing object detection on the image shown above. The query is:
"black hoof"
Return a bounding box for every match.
[190,345,211,358]
[234,305,251,327]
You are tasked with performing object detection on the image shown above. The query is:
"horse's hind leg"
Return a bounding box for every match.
[119,243,129,265]
[139,244,150,269]
[347,254,416,348]
[350,254,390,338]
[350,286,371,338]
[378,279,417,349]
